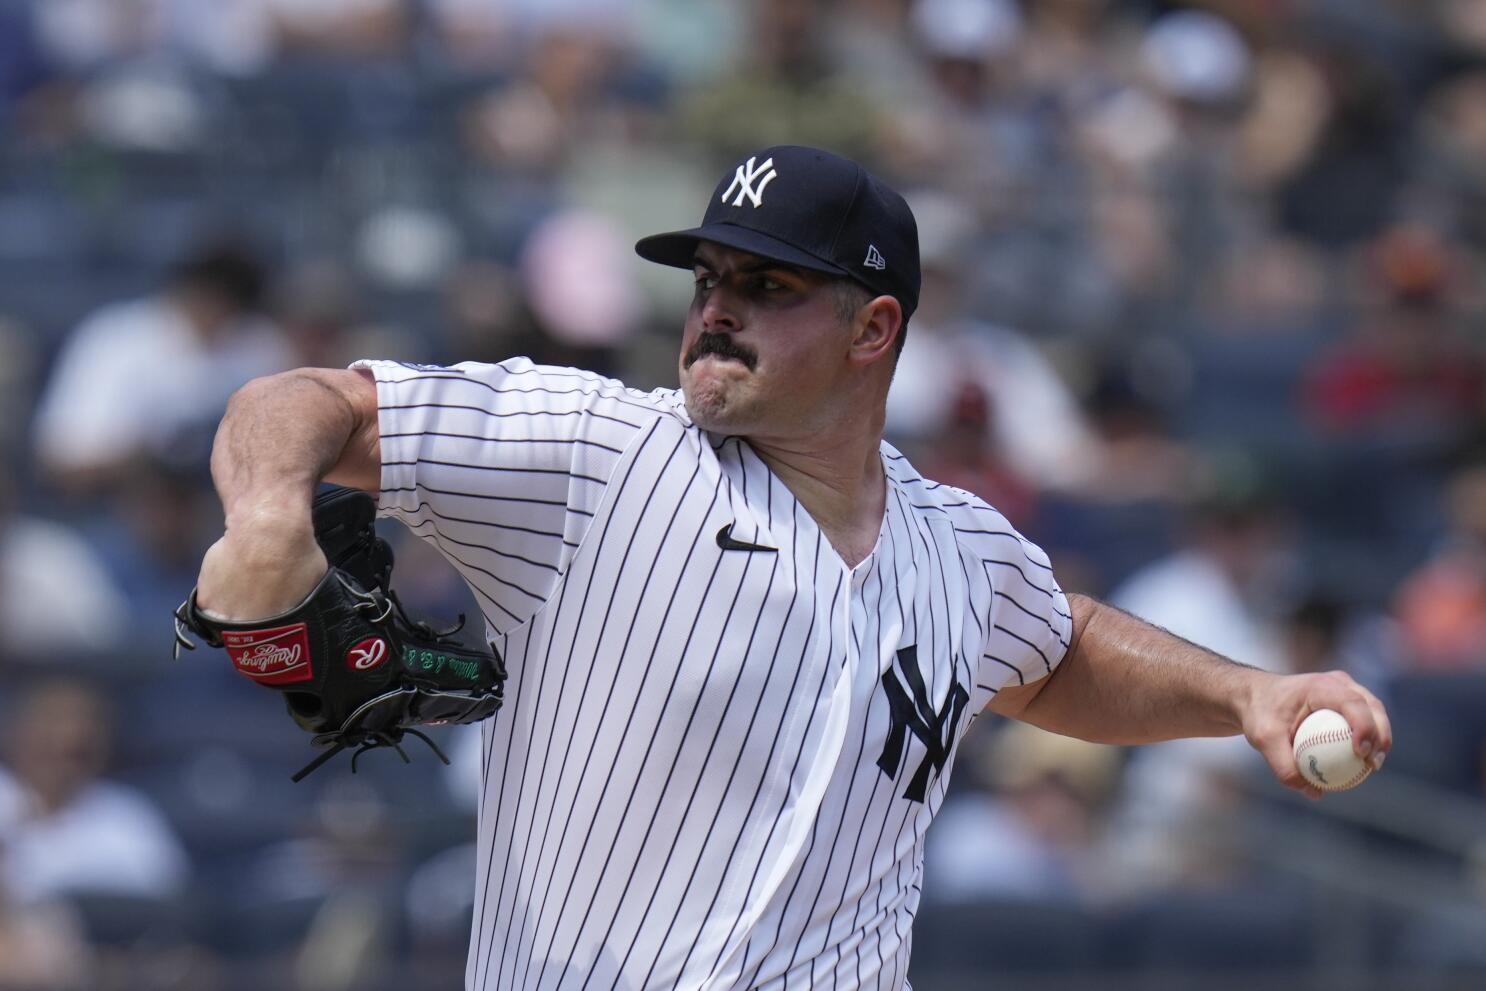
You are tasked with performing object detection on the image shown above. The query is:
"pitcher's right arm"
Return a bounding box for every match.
[195,368,380,621]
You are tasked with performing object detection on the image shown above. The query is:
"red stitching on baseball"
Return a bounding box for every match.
[1295,728,1352,757]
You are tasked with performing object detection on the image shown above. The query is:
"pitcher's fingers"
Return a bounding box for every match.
[1306,673,1382,760]
[1256,726,1310,793]
[1355,684,1392,767]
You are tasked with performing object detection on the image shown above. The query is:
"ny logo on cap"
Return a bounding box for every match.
[722,156,778,208]
[864,244,886,270]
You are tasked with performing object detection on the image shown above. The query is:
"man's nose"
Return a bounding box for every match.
[700,285,741,332]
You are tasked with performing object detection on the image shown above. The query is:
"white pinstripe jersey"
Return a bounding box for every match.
[356,357,1073,991]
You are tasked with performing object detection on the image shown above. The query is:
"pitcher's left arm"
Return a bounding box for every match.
[987,593,1391,795]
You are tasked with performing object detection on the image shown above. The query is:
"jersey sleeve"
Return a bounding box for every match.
[352,358,664,632]
[951,493,1074,696]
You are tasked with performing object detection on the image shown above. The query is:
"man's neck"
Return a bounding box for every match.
[747,423,887,569]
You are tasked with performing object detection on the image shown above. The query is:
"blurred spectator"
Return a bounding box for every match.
[926,722,1121,904]
[1208,232,1331,329]
[249,778,404,991]
[1111,474,1297,671]
[36,0,406,76]
[157,0,278,76]
[1304,225,1483,442]
[518,207,642,373]
[885,192,1101,493]
[0,469,128,656]
[1234,49,1332,192]
[1394,461,1486,670]
[85,454,220,624]
[0,680,189,903]
[457,19,652,178]
[32,239,290,496]
[914,382,1038,527]
[681,0,881,163]
[0,319,43,459]
[1076,369,1195,505]
[76,58,210,153]
[629,0,744,87]
[355,204,463,293]
[460,79,568,176]
[28,0,157,72]
[1140,10,1252,112]
[1419,69,1486,247]
[0,883,91,990]
[404,841,476,967]
[273,259,361,369]
[1277,46,1408,247]
[264,0,410,61]
[1274,589,1402,698]
[895,0,1026,177]
[424,0,513,65]
[429,0,654,68]
[435,209,643,377]
[1135,10,1255,315]
[1280,593,1349,676]
[1017,0,1121,96]
[442,259,526,364]
[33,0,446,77]
[879,0,1047,259]
[0,2,50,124]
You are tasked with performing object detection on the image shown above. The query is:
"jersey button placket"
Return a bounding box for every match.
[843,558,870,678]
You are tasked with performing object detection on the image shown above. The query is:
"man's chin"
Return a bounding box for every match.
[682,381,739,431]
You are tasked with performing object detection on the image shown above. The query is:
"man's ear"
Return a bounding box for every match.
[849,295,903,366]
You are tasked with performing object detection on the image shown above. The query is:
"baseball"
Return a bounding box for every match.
[1293,709,1370,792]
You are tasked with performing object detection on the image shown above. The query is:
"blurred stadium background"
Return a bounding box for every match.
[1,0,1484,988]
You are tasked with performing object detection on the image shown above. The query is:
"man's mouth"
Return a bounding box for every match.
[685,332,757,371]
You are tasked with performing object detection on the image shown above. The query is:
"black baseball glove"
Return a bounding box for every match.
[174,485,506,781]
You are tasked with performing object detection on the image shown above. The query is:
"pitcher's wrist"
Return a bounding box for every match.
[220,504,318,565]
[1229,665,1278,738]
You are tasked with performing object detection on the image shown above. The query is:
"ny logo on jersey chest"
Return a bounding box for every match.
[876,645,969,803]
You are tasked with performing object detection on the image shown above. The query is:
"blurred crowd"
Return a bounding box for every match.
[1,0,1485,988]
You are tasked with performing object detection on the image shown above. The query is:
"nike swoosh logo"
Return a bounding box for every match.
[716,524,777,553]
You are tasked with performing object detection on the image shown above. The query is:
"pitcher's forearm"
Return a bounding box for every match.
[195,368,378,618]
[995,594,1269,744]
[1017,595,1391,796]
[211,369,369,533]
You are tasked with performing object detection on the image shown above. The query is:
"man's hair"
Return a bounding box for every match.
[832,278,907,358]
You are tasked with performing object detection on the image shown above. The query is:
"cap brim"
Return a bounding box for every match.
[635,223,849,277]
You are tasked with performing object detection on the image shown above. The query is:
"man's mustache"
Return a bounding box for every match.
[684,332,757,371]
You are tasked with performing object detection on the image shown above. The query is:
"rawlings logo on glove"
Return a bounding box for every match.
[173,485,507,781]
[347,637,389,671]
[225,625,313,683]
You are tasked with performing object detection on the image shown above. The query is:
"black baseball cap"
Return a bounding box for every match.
[635,145,921,321]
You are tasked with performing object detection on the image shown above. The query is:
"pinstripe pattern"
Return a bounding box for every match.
[354,358,1073,990]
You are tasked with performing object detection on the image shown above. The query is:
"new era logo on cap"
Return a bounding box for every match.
[634,145,921,322]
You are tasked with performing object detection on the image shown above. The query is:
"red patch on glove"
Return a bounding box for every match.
[225,624,314,685]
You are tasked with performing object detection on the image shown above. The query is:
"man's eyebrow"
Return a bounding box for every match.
[691,254,806,277]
